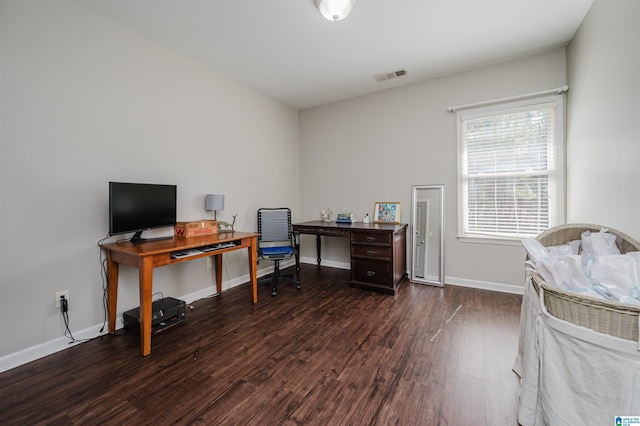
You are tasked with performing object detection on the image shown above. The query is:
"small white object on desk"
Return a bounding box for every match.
[363,214,370,224]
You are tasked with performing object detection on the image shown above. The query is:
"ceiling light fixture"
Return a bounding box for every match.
[316,0,356,22]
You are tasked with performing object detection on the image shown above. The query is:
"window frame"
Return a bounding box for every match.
[456,94,566,244]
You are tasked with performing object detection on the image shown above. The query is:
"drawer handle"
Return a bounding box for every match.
[366,236,376,241]
[367,250,376,256]
[367,270,376,276]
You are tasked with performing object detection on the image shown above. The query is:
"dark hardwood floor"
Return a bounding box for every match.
[0,265,523,425]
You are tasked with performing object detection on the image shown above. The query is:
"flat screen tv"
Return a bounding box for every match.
[109,181,177,245]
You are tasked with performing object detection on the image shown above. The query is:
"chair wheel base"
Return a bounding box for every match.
[258,264,299,297]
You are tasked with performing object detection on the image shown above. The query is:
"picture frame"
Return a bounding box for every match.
[373,202,401,224]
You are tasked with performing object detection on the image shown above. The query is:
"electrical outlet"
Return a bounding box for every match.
[206,257,213,269]
[55,290,69,308]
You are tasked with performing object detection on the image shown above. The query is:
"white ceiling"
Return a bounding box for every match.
[73,0,593,110]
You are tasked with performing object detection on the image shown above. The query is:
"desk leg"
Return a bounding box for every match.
[139,256,154,357]
[214,254,223,294]
[294,232,300,271]
[316,235,322,266]
[248,235,258,304]
[106,251,119,334]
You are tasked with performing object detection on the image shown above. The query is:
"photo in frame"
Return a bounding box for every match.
[373,202,401,223]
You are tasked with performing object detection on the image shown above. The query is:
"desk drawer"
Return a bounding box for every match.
[294,226,350,238]
[351,245,392,260]
[352,259,392,287]
[351,232,391,245]
[318,227,350,238]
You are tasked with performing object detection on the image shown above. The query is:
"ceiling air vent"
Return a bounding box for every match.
[374,69,407,82]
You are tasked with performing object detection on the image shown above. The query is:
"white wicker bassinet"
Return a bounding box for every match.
[527,223,640,342]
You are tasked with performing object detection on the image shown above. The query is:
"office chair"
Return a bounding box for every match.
[257,207,300,296]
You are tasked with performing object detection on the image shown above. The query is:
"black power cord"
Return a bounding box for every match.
[59,295,93,344]
[97,232,112,334]
[59,295,76,343]
[97,232,131,337]
[54,233,114,346]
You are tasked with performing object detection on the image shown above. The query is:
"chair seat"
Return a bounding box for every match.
[260,246,294,257]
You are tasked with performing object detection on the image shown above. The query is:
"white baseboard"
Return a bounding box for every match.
[445,276,524,295]
[0,325,104,374]
[0,265,283,374]
[298,256,350,270]
[0,259,521,374]
[299,257,524,295]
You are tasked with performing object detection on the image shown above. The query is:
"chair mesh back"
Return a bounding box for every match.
[258,208,291,243]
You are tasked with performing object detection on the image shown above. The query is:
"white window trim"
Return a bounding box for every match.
[456,94,566,244]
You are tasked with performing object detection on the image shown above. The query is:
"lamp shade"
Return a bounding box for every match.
[316,0,355,21]
[205,194,225,211]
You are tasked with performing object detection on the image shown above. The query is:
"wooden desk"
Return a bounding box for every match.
[102,231,258,356]
[293,221,407,294]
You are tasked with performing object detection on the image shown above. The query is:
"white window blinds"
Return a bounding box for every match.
[457,96,565,240]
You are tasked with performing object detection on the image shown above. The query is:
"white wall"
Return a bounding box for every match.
[299,49,567,292]
[0,0,299,366]
[566,0,640,239]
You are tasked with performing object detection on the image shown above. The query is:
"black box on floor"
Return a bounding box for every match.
[123,297,187,334]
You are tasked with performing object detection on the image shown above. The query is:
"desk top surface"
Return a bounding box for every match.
[293,220,407,232]
[101,231,258,256]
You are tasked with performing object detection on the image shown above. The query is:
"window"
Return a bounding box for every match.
[456,95,565,241]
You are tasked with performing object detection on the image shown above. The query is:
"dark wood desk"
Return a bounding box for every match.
[293,221,407,294]
[102,231,258,356]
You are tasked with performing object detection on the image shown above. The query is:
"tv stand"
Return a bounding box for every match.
[102,231,259,356]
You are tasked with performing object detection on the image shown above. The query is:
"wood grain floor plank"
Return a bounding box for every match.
[0,264,522,425]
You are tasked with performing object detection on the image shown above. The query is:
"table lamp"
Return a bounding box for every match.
[205,194,225,220]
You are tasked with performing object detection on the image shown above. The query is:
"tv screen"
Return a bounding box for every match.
[109,182,177,245]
